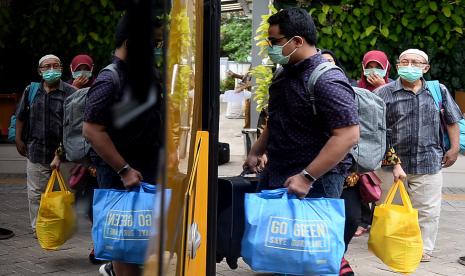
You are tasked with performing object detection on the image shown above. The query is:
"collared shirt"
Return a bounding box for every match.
[16,80,76,164]
[263,53,359,187]
[84,57,162,181]
[374,78,463,174]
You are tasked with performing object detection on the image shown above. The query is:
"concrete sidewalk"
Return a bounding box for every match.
[0,102,464,275]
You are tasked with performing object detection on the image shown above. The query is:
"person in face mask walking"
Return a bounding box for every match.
[69,54,95,89]
[244,8,359,200]
[15,54,76,238]
[374,49,463,262]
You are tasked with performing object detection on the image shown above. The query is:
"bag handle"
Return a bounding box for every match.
[384,180,413,211]
[260,188,287,197]
[259,188,300,200]
[135,182,157,194]
[397,180,414,211]
[44,170,57,195]
[44,169,70,196]
[55,170,69,192]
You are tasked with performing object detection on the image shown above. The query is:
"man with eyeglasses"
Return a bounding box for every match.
[244,9,359,204]
[15,54,76,238]
[374,48,463,262]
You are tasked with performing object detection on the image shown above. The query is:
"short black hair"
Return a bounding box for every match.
[320,49,347,74]
[115,14,129,48]
[268,8,317,46]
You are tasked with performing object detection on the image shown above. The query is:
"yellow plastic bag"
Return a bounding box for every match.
[368,180,423,274]
[36,169,76,250]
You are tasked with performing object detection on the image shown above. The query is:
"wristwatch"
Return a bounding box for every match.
[117,164,130,176]
[302,169,317,183]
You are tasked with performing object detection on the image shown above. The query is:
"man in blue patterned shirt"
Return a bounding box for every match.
[15,54,76,238]
[244,8,359,199]
[374,48,463,262]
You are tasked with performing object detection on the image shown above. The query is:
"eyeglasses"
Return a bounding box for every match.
[397,59,428,68]
[39,63,62,70]
[265,36,289,47]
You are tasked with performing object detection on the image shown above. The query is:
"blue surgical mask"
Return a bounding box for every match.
[72,70,92,79]
[42,69,62,83]
[267,37,297,65]
[364,68,386,78]
[397,66,423,82]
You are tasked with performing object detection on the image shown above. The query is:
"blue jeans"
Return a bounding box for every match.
[307,172,344,198]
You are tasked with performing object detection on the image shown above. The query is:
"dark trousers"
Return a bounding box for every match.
[341,186,362,252]
[360,201,374,228]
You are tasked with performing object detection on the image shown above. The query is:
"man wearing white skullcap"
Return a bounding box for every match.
[14,54,76,237]
[374,48,463,262]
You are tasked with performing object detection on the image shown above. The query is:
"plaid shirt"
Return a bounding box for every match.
[375,78,463,174]
[16,80,76,164]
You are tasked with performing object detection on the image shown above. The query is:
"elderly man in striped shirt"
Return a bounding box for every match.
[374,49,463,262]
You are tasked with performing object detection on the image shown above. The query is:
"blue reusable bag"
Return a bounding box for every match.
[92,183,170,264]
[241,188,345,275]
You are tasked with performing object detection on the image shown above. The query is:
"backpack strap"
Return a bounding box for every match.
[306,62,345,115]
[272,66,284,81]
[27,82,40,104]
[426,80,442,111]
[101,64,121,93]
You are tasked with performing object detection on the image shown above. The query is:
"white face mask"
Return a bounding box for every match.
[72,70,92,79]
[363,68,387,78]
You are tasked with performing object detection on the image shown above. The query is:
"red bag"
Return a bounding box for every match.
[358,171,382,203]
[69,164,87,190]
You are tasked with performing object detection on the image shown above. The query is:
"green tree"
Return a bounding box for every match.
[0,0,121,92]
[273,0,465,91]
[220,16,252,62]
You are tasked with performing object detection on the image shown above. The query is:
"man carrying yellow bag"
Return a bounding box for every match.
[368,180,423,274]
[36,169,76,250]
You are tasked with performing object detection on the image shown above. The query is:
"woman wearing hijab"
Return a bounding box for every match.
[353,50,392,237]
[358,50,391,91]
[69,54,95,89]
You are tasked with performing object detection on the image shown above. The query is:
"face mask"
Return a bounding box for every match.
[267,37,297,65]
[397,66,423,82]
[154,48,163,67]
[72,70,92,79]
[42,69,62,83]
[364,68,386,78]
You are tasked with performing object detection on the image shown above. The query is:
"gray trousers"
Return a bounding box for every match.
[26,160,52,232]
[376,168,443,253]
[26,160,74,232]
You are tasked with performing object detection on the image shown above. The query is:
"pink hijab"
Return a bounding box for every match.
[358,50,390,91]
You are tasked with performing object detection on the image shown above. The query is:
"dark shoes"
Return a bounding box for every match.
[0,228,14,240]
[89,248,105,265]
[458,256,465,266]
[99,262,116,276]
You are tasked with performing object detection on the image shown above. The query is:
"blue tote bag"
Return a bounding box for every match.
[241,188,345,275]
[92,183,170,264]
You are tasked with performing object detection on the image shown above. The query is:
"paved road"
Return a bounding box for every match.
[1,103,464,275]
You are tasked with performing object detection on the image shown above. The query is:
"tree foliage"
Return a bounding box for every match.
[0,0,121,92]
[220,16,252,62]
[276,0,465,91]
